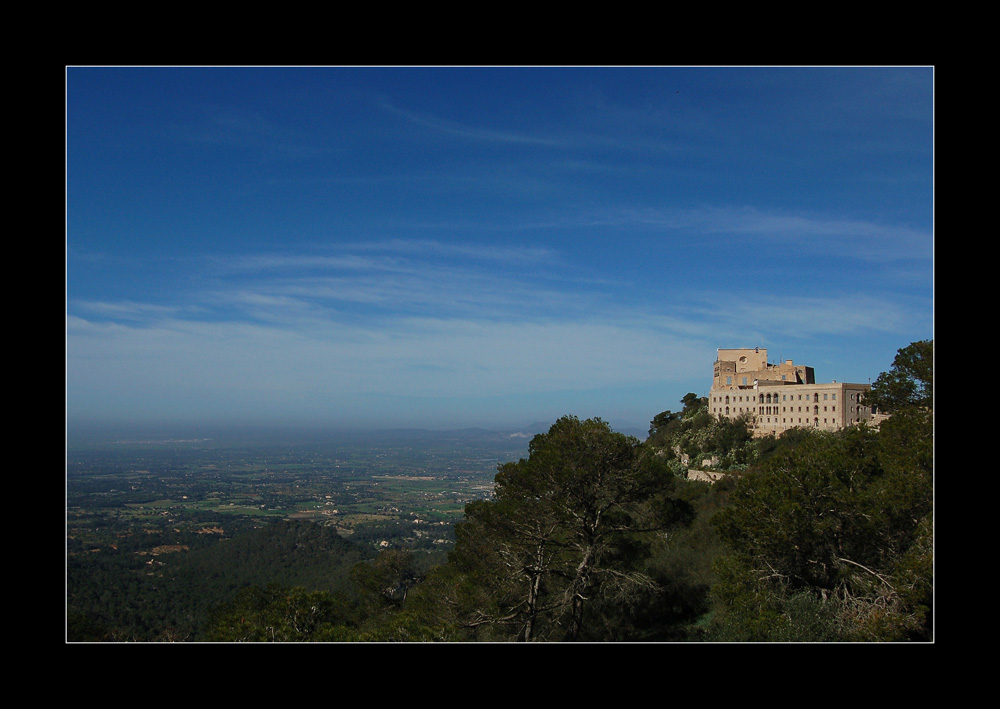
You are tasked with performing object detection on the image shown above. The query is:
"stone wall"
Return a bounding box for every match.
[687,469,726,483]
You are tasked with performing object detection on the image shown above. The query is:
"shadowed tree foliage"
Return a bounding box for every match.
[649,394,703,438]
[202,584,359,642]
[448,416,691,641]
[708,341,933,641]
[200,549,460,642]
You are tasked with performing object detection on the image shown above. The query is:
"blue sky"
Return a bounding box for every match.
[66,66,934,433]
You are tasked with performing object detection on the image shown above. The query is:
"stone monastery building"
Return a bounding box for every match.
[708,347,872,436]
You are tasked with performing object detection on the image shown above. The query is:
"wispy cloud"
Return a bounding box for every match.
[66,309,709,422]
[184,240,583,325]
[690,206,933,262]
[71,300,190,321]
[538,205,932,263]
[66,248,927,429]
[378,97,564,147]
[219,253,413,275]
[176,107,338,161]
[345,238,556,264]
[693,293,922,338]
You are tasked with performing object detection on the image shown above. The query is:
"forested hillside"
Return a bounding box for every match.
[67,520,375,641]
[68,340,932,642]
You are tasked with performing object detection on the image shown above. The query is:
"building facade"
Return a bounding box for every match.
[708,347,872,436]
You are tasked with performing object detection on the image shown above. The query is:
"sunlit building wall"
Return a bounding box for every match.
[708,347,871,436]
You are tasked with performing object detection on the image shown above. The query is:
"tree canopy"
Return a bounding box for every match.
[707,340,933,641]
[866,339,933,414]
[448,416,688,641]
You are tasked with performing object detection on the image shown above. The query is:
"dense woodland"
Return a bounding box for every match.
[67,340,932,642]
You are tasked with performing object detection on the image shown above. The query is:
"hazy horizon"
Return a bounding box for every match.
[65,412,649,441]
